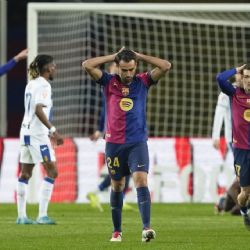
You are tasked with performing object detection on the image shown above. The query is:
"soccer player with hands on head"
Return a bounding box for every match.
[217,63,250,229]
[87,61,134,213]
[0,48,28,77]
[83,47,171,242]
[16,54,64,225]
[212,72,242,215]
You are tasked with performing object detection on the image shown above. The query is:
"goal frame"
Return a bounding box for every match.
[27,3,250,67]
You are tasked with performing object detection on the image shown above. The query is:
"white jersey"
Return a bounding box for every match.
[212,92,232,144]
[20,76,52,138]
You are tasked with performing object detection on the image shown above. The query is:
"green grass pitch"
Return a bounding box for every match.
[0,203,249,250]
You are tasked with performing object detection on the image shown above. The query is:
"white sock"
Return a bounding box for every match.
[38,177,54,218]
[17,180,28,218]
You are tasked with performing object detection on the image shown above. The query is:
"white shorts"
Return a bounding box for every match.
[20,134,56,164]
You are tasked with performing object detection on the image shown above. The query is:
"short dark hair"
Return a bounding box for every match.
[115,49,137,64]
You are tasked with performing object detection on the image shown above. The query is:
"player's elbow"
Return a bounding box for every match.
[35,104,45,116]
[82,60,92,72]
[216,73,223,83]
[161,61,171,72]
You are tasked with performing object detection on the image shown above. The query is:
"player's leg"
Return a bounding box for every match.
[110,178,125,241]
[129,142,155,242]
[86,175,110,211]
[123,175,135,211]
[17,155,35,224]
[105,142,126,242]
[99,174,111,190]
[36,160,57,224]
[86,152,108,211]
[224,178,240,214]
[16,145,35,224]
[32,138,57,225]
[234,148,250,229]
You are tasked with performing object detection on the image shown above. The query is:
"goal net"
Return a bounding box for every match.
[28,3,250,138]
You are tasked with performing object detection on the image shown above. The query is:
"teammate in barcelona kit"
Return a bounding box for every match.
[87,62,134,212]
[83,48,171,242]
[212,73,242,216]
[16,55,64,225]
[217,64,250,229]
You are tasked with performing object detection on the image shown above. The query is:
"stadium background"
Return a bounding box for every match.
[1,3,250,249]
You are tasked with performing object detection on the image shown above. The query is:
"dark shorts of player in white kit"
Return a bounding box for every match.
[105,141,149,181]
[233,148,250,187]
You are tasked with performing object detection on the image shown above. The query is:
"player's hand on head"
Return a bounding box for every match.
[236,64,247,74]
[114,47,125,59]
[131,49,140,60]
[117,46,125,53]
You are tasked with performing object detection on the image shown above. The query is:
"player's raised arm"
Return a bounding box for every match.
[13,48,28,62]
[82,55,113,81]
[133,51,171,81]
[216,65,246,96]
[82,48,124,81]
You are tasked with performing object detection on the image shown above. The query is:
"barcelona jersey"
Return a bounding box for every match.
[97,71,157,144]
[217,68,250,149]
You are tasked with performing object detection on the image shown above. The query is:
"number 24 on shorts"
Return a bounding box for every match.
[106,157,120,168]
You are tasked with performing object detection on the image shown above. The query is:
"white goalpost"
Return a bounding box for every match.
[28,3,250,138]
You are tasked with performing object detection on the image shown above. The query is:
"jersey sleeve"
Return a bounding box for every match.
[98,94,105,132]
[137,72,158,88]
[96,71,113,86]
[216,68,237,96]
[35,85,51,107]
[0,59,17,77]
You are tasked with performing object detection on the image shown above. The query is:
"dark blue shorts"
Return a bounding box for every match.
[105,141,149,180]
[233,148,250,187]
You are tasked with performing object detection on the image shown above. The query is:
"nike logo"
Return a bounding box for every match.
[41,147,47,151]
[137,164,145,168]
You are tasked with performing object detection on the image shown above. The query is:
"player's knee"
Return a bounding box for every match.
[111,180,124,192]
[133,172,148,188]
[111,183,124,192]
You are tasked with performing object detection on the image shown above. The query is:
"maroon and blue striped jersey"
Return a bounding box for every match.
[217,68,250,149]
[97,71,157,144]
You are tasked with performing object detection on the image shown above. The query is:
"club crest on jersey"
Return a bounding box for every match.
[121,87,129,96]
[119,98,133,112]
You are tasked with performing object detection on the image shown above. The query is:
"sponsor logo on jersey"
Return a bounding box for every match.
[243,109,250,122]
[119,98,133,111]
